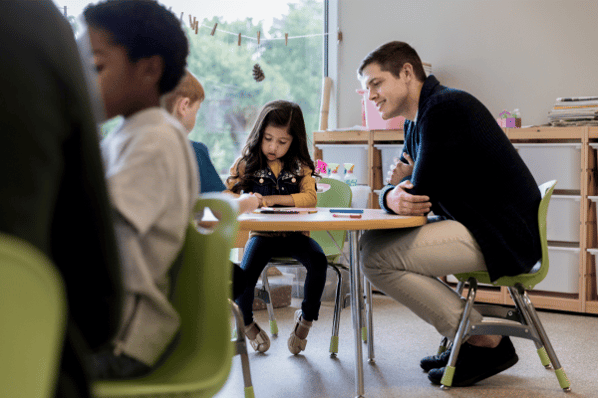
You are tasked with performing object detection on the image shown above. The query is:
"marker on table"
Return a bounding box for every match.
[332,213,362,219]
[329,209,364,214]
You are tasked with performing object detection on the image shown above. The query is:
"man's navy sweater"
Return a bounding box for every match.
[379,75,541,281]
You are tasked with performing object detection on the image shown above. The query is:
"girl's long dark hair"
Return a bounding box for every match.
[227,100,317,193]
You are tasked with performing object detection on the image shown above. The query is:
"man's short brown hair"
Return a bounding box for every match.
[358,41,426,82]
[161,69,205,113]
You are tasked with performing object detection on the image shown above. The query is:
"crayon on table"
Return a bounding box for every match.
[332,213,362,219]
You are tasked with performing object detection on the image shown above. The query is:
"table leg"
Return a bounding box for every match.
[358,269,367,344]
[348,230,365,398]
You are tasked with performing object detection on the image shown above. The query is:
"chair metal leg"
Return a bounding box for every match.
[230,300,255,398]
[441,278,478,389]
[364,278,375,362]
[510,286,571,392]
[507,286,549,366]
[260,268,278,336]
[437,280,464,354]
[437,337,451,355]
[329,264,343,356]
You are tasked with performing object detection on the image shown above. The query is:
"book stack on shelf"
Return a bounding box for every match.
[423,62,432,77]
[548,96,598,126]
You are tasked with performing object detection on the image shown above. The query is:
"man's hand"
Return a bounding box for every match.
[386,180,431,216]
[387,153,414,185]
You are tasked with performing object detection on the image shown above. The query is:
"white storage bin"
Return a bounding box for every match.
[546,195,580,243]
[534,246,580,294]
[316,144,369,185]
[374,144,404,178]
[512,143,581,190]
[350,185,371,208]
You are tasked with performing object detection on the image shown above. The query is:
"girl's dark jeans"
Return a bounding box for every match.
[236,233,328,325]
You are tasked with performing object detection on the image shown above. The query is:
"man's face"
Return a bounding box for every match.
[360,62,409,120]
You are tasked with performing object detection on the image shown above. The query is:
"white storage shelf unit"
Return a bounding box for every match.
[511,142,583,295]
[315,144,369,185]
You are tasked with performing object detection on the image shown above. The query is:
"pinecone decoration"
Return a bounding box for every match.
[252,63,265,82]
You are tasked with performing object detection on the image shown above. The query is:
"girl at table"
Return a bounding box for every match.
[226,100,327,355]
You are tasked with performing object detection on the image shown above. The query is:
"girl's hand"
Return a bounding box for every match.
[260,195,275,207]
[387,152,414,185]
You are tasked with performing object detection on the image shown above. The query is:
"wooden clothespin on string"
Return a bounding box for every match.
[285,33,288,46]
[210,23,218,36]
[238,33,242,46]
[195,21,198,34]
[257,31,260,45]
[189,14,193,28]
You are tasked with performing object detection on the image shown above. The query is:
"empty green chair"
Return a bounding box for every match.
[0,232,67,398]
[439,180,571,391]
[259,177,352,355]
[93,195,246,397]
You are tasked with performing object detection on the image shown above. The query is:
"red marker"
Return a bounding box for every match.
[332,213,362,219]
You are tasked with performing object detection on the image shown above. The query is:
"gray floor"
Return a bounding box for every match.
[216,294,598,398]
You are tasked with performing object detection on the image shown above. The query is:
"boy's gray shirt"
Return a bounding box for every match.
[101,107,199,365]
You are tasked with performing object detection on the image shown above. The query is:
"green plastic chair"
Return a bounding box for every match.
[259,177,353,355]
[93,195,245,398]
[439,180,571,391]
[0,232,67,398]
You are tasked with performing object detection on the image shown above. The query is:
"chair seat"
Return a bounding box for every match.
[454,259,542,289]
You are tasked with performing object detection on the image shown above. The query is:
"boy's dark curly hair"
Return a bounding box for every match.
[227,100,318,194]
[84,0,188,94]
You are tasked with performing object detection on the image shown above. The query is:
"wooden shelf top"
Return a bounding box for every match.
[313,129,404,142]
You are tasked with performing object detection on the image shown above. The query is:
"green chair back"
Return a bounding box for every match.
[0,233,66,398]
[454,180,557,289]
[93,195,239,397]
[312,177,353,259]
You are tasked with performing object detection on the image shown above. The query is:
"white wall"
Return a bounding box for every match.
[330,0,598,128]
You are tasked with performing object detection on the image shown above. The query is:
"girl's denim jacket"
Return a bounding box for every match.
[249,166,301,197]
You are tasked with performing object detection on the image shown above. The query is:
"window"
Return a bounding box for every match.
[58,0,325,177]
